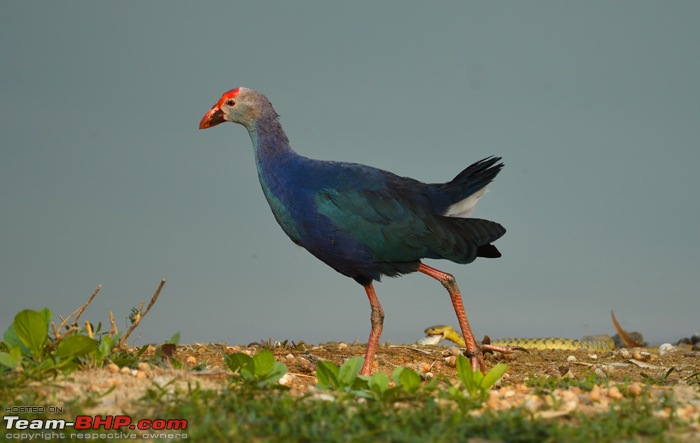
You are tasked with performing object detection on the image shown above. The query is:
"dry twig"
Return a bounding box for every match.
[48,283,102,349]
[118,279,166,348]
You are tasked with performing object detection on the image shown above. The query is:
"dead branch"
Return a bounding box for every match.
[118,279,166,348]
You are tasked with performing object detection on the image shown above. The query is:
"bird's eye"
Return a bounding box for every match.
[225,99,235,107]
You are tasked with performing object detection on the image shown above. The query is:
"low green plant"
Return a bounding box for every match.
[258,337,307,350]
[225,349,287,387]
[316,357,429,402]
[0,309,99,378]
[315,356,366,393]
[0,281,173,381]
[455,355,507,401]
[641,367,677,385]
[525,372,604,394]
[366,366,426,402]
[686,371,700,390]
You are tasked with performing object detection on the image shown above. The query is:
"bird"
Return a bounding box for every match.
[199,87,514,375]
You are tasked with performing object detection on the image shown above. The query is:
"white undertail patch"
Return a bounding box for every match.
[442,186,488,218]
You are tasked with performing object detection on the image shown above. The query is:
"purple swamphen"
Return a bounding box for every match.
[199,87,514,374]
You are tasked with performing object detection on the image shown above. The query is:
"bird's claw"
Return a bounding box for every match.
[480,335,529,355]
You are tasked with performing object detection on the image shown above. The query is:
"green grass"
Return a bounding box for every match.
[113,379,686,442]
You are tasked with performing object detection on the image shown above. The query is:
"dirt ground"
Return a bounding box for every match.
[35,339,700,434]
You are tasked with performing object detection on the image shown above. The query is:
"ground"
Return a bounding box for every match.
[33,340,700,430]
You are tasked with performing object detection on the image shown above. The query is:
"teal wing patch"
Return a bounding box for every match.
[314,188,469,263]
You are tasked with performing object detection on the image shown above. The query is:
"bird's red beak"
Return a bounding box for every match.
[199,106,226,129]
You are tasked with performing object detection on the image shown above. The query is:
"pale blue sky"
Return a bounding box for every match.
[2,2,698,347]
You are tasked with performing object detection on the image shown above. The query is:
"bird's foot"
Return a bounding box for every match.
[481,335,529,354]
[461,338,529,373]
[462,346,486,373]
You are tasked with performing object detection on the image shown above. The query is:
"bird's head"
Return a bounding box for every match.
[199,87,273,130]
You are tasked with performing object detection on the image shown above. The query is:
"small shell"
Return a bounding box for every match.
[566,355,577,362]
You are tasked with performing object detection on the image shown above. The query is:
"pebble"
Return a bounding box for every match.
[338,343,348,351]
[599,364,615,376]
[418,362,431,375]
[628,382,643,397]
[186,356,197,366]
[523,395,543,413]
[607,386,623,400]
[566,355,577,362]
[278,373,295,385]
[105,363,120,374]
[588,354,598,360]
[120,366,132,376]
[658,343,675,356]
[444,356,457,367]
[618,348,631,359]
[285,353,295,361]
[486,391,500,409]
[137,362,152,378]
[448,346,462,357]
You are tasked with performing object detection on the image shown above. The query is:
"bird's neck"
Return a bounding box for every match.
[246,113,305,242]
[247,114,295,159]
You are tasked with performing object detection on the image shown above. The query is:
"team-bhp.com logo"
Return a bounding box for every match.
[3,415,188,440]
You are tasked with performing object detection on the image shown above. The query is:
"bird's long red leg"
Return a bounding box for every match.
[418,263,519,372]
[418,263,485,372]
[360,282,384,376]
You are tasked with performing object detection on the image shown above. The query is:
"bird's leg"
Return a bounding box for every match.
[360,282,384,376]
[418,263,486,372]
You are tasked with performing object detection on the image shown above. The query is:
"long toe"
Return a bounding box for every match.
[481,343,529,354]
